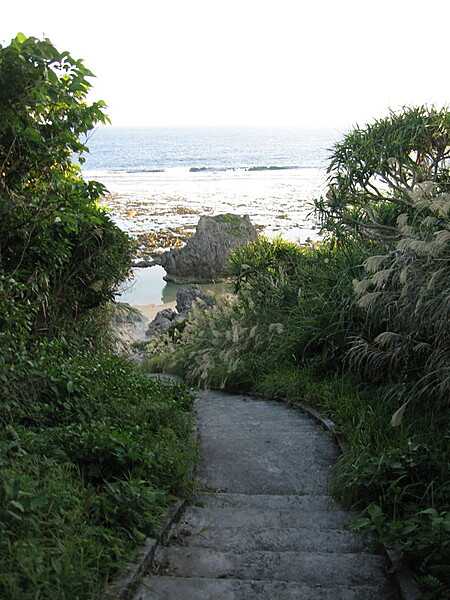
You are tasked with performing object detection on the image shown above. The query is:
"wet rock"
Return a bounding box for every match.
[132,259,156,268]
[156,214,257,283]
[248,165,297,172]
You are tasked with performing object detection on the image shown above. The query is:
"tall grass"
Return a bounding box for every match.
[348,186,450,417]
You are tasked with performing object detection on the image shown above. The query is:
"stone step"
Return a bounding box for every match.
[180,506,352,531]
[172,524,369,554]
[195,492,339,511]
[202,422,327,434]
[197,475,332,496]
[135,575,395,600]
[155,547,389,588]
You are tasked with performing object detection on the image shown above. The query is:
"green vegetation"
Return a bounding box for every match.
[316,106,450,241]
[0,35,195,600]
[0,352,194,600]
[214,213,253,237]
[147,107,450,598]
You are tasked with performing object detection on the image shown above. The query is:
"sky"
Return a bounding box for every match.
[2,0,449,128]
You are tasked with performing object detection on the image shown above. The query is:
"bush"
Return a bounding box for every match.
[231,236,370,367]
[0,351,195,600]
[316,105,450,241]
[0,34,134,335]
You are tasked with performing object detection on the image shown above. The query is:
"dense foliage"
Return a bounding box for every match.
[148,238,368,388]
[0,352,194,600]
[316,106,450,241]
[0,33,133,336]
[147,106,450,598]
[0,35,195,600]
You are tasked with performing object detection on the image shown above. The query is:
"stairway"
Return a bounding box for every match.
[134,391,397,599]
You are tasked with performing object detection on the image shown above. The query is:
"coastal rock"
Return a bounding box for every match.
[248,165,296,171]
[146,308,177,337]
[176,286,215,316]
[146,286,215,338]
[132,259,156,268]
[155,214,257,283]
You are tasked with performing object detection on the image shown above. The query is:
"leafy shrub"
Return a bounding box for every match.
[0,34,134,335]
[91,478,167,535]
[316,105,450,241]
[0,351,195,600]
[232,237,370,366]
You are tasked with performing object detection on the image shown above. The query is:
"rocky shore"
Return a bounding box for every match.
[146,286,215,337]
[115,213,257,350]
[154,214,257,283]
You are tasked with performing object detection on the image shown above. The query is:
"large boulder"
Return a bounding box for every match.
[155,214,257,283]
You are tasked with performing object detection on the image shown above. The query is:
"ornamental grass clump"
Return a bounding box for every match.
[348,183,450,417]
[147,293,285,389]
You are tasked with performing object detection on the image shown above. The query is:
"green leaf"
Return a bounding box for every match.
[10,500,24,513]
[14,32,27,44]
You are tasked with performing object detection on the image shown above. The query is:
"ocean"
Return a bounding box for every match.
[81,127,340,307]
[82,127,340,242]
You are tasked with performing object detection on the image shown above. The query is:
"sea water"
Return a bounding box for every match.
[82,127,340,305]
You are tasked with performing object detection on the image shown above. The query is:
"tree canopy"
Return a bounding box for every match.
[0,34,133,334]
[316,106,450,241]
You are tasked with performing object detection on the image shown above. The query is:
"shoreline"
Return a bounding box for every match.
[88,165,325,245]
[134,301,176,321]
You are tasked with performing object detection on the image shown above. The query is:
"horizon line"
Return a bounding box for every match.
[96,123,346,130]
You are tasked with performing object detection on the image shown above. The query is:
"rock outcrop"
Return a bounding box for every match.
[176,286,215,316]
[146,308,178,338]
[155,214,257,283]
[146,286,215,338]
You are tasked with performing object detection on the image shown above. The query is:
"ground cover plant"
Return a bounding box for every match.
[0,350,194,600]
[0,34,195,600]
[146,106,450,598]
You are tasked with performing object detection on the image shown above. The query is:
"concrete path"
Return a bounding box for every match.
[135,391,397,599]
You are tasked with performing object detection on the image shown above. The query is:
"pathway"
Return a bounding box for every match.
[135,391,397,599]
